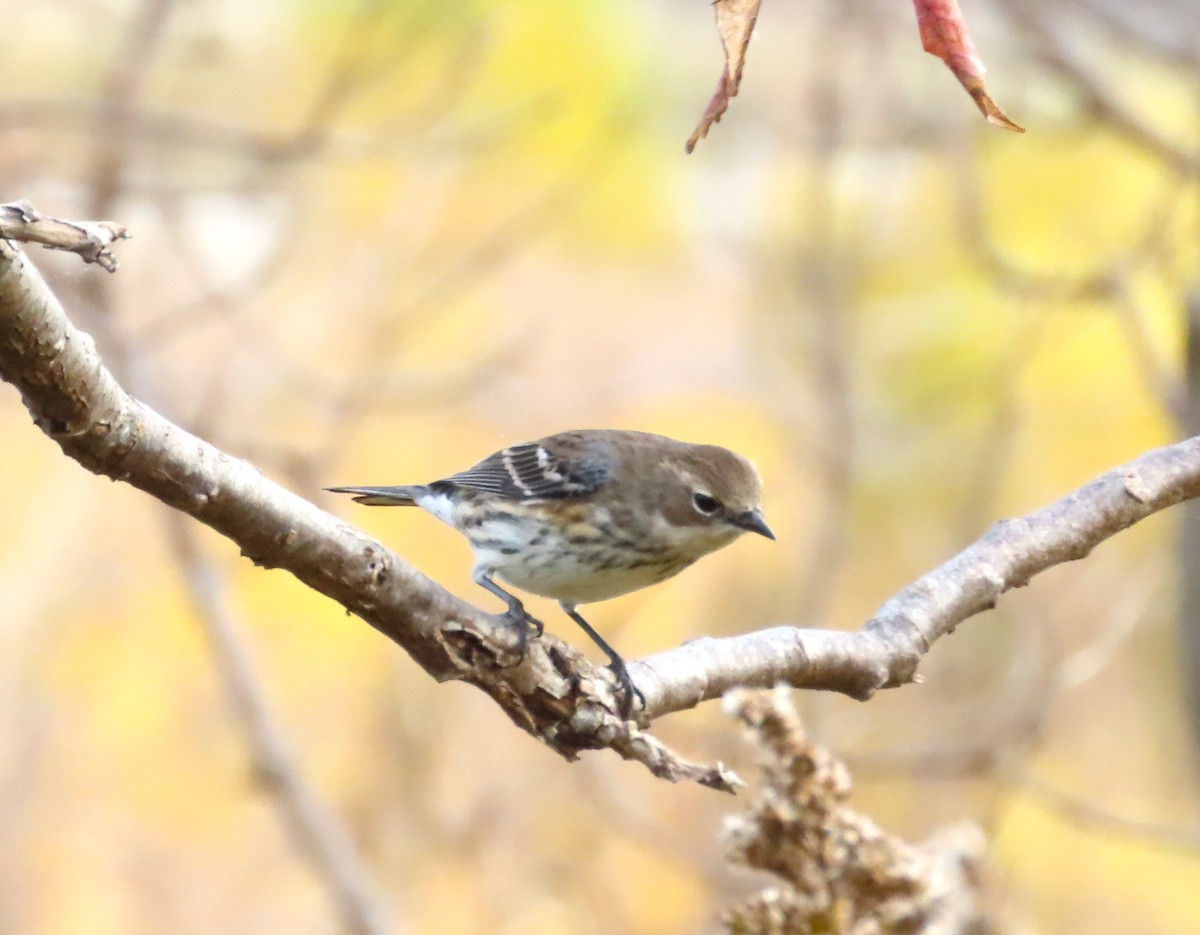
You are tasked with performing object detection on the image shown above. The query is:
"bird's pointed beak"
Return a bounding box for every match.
[731,509,775,540]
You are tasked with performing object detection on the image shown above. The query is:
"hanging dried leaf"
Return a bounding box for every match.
[686,0,761,153]
[914,0,1024,132]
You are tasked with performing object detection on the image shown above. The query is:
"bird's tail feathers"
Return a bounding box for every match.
[326,485,426,506]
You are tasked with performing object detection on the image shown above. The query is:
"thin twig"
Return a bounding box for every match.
[999,0,1200,175]
[1014,769,1200,857]
[0,200,129,271]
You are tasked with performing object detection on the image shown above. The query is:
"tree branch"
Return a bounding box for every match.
[635,433,1200,714]
[4,233,1200,791]
[1014,768,1200,857]
[0,237,736,790]
[0,201,129,271]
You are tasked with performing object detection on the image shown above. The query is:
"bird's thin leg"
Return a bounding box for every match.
[560,602,645,717]
[473,568,544,641]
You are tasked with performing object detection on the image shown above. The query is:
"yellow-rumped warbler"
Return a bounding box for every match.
[328,429,773,713]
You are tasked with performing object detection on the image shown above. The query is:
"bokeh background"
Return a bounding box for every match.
[2,0,1200,932]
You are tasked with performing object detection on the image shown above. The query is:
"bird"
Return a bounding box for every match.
[327,429,774,715]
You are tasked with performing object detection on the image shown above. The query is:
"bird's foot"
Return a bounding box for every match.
[500,605,543,650]
[607,659,646,719]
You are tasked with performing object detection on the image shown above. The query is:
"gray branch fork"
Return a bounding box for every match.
[2,232,1198,791]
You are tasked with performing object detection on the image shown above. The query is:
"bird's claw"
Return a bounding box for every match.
[500,605,543,649]
[607,660,646,719]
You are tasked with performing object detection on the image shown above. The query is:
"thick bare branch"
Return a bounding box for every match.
[635,433,1200,716]
[0,238,734,790]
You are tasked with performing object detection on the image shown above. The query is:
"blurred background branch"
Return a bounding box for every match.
[3,1,1200,933]
[166,515,395,935]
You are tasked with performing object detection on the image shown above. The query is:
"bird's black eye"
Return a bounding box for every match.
[692,492,721,515]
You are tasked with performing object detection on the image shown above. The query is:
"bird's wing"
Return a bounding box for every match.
[439,433,613,500]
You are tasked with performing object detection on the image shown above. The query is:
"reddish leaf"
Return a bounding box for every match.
[915,0,1024,132]
[687,0,761,153]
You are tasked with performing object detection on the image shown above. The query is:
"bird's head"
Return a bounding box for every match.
[657,443,773,556]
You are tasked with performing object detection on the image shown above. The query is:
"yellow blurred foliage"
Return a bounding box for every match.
[3,2,1200,934]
